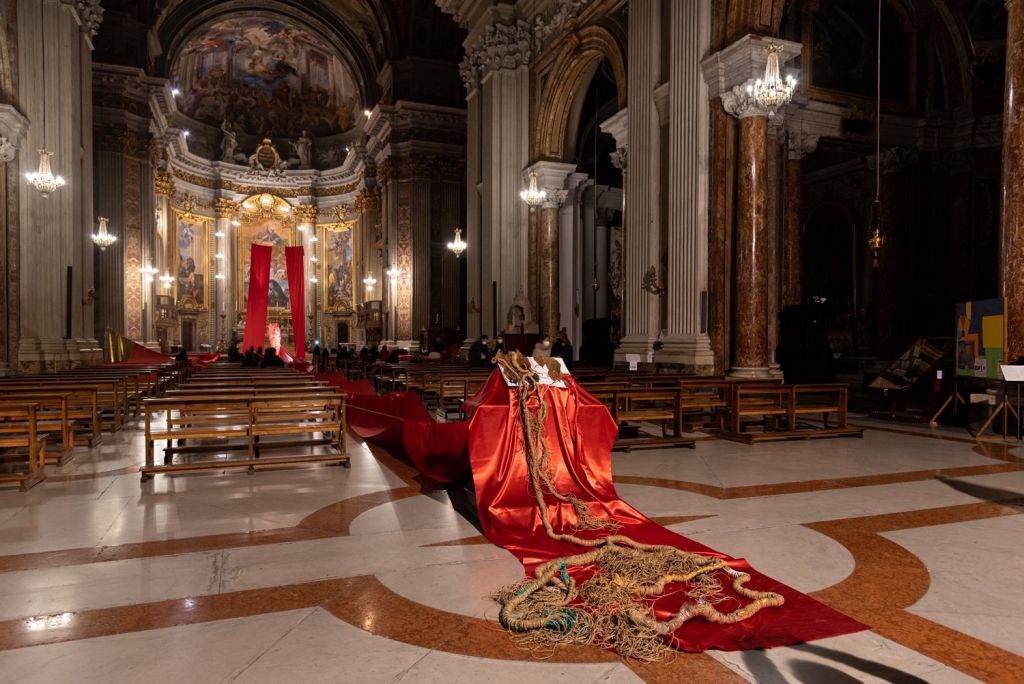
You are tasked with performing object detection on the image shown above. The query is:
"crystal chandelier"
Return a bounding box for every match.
[90,216,117,250]
[363,272,377,292]
[26,150,66,198]
[519,171,546,207]
[386,265,401,281]
[446,227,467,258]
[141,263,158,285]
[159,271,174,290]
[746,42,796,118]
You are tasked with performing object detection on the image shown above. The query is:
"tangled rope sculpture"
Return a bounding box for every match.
[490,351,784,660]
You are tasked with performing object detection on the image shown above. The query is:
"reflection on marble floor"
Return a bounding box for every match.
[0,416,1020,682]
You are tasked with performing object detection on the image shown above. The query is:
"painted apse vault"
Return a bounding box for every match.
[170,17,361,137]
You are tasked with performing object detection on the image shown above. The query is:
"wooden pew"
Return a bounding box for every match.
[721,383,863,443]
[0,403,46,490]
[0,379,123,432]
[0,387,101,448]
[141,389,348,480]
[587,387,695,450]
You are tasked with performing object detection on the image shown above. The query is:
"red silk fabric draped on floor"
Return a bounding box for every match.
[344,368,866,651]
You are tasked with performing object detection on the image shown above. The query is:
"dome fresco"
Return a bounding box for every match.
[170,16,361,137]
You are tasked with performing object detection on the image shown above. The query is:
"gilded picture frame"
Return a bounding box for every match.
[170,209,212,311]
[236,216,298,314]
[322,221,356,314]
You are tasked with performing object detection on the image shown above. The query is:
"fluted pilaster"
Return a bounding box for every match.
[661,0,714,372]
[618,0,662,360]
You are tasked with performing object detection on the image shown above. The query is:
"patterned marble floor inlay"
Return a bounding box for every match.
[0,417,1021,682]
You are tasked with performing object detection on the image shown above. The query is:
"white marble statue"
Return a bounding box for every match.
[291,130,312,169]
[220,120,237,162]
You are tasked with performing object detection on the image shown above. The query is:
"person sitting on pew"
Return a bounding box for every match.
[242,346,259,367]
[261,347,285,367]
[552,328,573,371]
[468,335,491,367]
[312,344,323,371]
[227,341,242,363]
[532,334,552,361]
[378,345,390,362]
[175,347,189,362]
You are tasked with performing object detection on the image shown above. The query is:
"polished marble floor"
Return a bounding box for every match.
[0,415,1021,683]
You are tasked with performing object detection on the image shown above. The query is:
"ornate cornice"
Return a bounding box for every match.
[459,20,533,91]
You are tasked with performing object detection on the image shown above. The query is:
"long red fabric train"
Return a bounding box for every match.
[342,368,866,652]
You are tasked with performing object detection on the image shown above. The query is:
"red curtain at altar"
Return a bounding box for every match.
[285,246,306,360]
[242,244,272,352]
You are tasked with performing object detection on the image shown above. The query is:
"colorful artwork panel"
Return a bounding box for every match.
[956,298,1005,379]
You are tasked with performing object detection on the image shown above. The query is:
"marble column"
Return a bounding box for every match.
[527,161,575,337]
[782,139,806,307]
[538,201,563,336]
[1003,0,1024,363]
[216,197,239,344]
[661,0,714,372]
[725,96,772,377]
[617,0,662,362]
[465,87,483,337]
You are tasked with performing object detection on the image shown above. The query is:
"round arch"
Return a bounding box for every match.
[532,24,626,162]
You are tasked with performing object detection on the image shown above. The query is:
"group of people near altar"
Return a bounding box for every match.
[467,329,573,369]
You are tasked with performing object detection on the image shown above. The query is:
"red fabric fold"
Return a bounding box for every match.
[466,371,866,652]
[243,244,272,352]
[285,246,306,361]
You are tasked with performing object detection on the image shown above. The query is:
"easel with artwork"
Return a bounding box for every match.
[950,298,1019,439]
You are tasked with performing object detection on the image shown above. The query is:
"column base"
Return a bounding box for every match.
[728,365,774,379]
[18,337,69,372]
[615,336,657,365]
[656,334,716,374]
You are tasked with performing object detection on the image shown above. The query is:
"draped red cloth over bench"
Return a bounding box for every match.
[346,368,865,651]
[467,370,865,651]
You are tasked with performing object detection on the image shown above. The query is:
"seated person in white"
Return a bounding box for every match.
[532,334,552,361]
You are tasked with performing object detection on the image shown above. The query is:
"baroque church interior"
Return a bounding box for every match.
[0,0,1022,681]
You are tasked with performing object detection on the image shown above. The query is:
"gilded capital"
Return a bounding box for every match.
[295,203,318,224]
[215,197,239,219]
[154,170,175,198]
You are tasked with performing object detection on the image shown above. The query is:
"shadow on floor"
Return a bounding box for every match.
[937,477,1024,510]
[740,643,930,683]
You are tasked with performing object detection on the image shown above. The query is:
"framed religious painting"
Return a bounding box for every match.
[799,0,917,113]
[236,216,297,314]
[322,222,355,314]
[171,209,212,311]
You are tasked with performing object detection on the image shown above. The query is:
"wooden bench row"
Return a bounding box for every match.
[142,380,349,480]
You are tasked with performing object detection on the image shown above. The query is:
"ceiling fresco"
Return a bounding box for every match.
[170,16,361,138]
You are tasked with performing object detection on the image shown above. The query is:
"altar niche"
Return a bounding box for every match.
[235,194,298,315]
